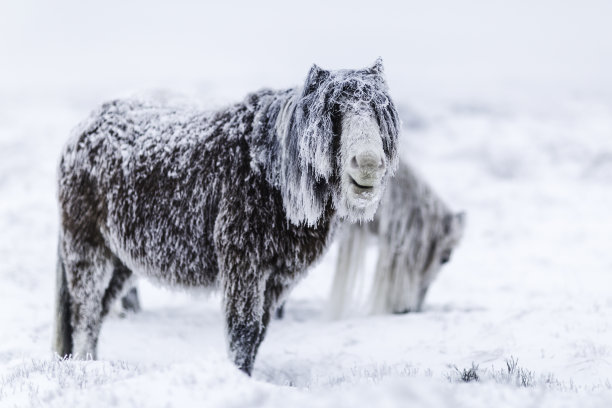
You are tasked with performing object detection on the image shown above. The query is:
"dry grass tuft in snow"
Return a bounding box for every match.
[0,357,141,406]
[446,357,612,393]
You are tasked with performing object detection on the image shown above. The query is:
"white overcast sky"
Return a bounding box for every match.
[1,0,611,101]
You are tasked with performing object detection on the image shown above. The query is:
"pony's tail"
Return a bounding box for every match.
[326,224,369,319]
[53,242,73,358]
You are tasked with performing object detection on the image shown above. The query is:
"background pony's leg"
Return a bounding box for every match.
[327,224,369,319]
[369,242,396,314]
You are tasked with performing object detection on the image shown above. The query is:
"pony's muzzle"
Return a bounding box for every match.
[348,149,385,189]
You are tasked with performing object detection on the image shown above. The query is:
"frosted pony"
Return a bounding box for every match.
[328,160,465,319]
[54,59,400,374]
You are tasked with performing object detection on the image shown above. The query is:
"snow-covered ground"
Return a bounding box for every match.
[2,1,612,407]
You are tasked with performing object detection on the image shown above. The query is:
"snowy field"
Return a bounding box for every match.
[2,1,612,407]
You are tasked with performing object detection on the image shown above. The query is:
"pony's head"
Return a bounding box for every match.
[282,58,400,226]
[393,211,466,314]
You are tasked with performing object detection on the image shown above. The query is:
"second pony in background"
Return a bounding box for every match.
[328,160,465,318]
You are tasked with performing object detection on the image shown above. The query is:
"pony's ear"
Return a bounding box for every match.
[302,64,330,96]
[443,212,467,236]
[368,57,385,76]
[455,211,467,238]
[455,211,466,229]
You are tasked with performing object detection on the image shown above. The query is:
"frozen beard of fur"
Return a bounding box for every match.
[329,161,465,318]
[54,59,400,375]
[336,112,387,222]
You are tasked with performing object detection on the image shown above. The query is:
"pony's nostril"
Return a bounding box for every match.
[354,150,382,170]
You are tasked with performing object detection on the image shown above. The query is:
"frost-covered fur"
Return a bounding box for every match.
[53,60,400,374]
[328,161,465,318]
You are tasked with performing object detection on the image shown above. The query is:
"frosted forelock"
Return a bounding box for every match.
[277,66,400,226]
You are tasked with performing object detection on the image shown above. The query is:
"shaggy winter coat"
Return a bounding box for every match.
[54,60,400,374]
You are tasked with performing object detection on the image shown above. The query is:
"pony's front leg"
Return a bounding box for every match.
[221,265,267,375]
[214,184,280,374]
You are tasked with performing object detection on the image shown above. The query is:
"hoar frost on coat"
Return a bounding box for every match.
[54,59,400,374]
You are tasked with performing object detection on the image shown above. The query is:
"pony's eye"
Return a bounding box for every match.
[440,249,452,264]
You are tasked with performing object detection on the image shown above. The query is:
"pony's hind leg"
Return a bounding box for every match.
[60,235,114,360]
[274,302,285,320]
[120,286,141,314]
[54,244,73,357]
[102,259,137,317]
[257,277,291,348]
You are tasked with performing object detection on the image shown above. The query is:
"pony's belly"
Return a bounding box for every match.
[104,229,219,289]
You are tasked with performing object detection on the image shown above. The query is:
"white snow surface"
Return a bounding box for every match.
[2,1,612,407]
